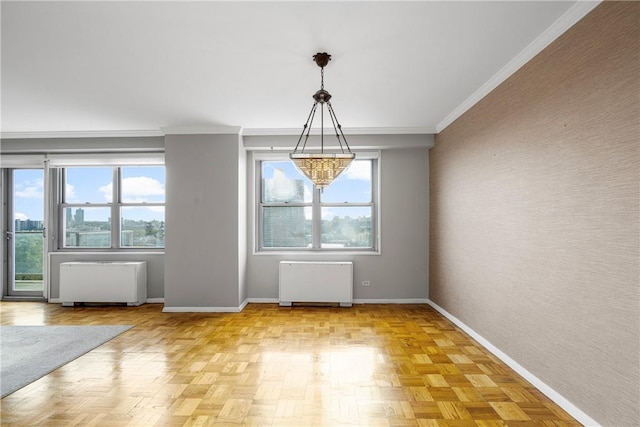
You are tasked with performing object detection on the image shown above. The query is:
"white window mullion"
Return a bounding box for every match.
[312,187,322,249]
[112,167,120,248]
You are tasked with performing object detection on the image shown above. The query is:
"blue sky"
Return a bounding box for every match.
[12,169,44,221]
[13,167,165,222]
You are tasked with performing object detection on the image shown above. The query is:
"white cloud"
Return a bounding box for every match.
[14,212,28,221]
[303,183,313,203]
[268,169,298,201]
[99,176,164,202]
[99,182,112,201]
[65,184,78,202]
[343,161,370,181]
[15,178,43,199]
[123,176,164,196]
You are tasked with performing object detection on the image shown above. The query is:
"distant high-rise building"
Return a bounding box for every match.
[74,208,84,223]
[14,219,43,231]
[65,208,72,224]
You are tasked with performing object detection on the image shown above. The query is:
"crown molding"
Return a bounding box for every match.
[1,126,247,139]
[1,126,434,139]
[1,129,164,139]
[436,0,602,133]
[161,125,242,135]
[241,126,435,136]
[243,133,434,151]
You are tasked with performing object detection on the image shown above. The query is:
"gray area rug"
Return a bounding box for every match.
[0,325,133,398]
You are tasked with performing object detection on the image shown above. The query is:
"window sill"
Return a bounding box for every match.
[51,250,165,255]
[253,250,380,256]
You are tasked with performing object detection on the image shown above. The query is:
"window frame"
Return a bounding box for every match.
[254,151,379,253]
[58,165,165,250]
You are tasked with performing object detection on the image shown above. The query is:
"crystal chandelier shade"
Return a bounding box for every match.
[290,52,355,188]
[290,154,355,188]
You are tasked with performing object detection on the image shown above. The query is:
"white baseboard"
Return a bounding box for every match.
[353,298,429,304]
[162,299,248,313]
[248,298,279,303]
[48,298,165,305]
[426,299,600,427]
[162,306,241,313]
[247,298,428,305]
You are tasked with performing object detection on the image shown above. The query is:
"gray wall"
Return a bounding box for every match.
[164,133,245,309]
[49,252,164,299]
[429,3,639,426]
[246,146,429,302]
[237,137,248,305]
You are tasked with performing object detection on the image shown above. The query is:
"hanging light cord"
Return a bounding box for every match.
[292,63,352,155]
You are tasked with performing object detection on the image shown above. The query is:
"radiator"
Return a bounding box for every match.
[59,261,147,306]
[279,261,353,307]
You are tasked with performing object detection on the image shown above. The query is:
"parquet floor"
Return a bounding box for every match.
[0,302,581,427]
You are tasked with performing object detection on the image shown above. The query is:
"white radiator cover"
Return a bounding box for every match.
[279,261,353,307]
[59,261,147,306]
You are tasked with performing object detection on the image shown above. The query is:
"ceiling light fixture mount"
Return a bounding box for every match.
[290,52,355,188]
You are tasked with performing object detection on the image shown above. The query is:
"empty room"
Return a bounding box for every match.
[1,1,638,426]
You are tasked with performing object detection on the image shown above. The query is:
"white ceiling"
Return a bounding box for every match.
[1,1,599,138]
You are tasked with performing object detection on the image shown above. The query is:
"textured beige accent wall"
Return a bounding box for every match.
[429,3,639,426]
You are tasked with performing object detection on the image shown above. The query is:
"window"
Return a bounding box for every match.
[61,166,165,249]
[257,154,377,251]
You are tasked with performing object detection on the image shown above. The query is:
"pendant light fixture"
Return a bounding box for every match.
[290,52,355,188]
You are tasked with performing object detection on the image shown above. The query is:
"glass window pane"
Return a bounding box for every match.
[13,169,44,227]
[262,161,312,203]
[13,169,44,289]
[65,167,113,203]
[321,206,372,248]
[320,160,371,203]
[14,232,44,287]
[262,206,311,248]
[121,207,165,248]
[122,166,165,203]
[64,207,111,247]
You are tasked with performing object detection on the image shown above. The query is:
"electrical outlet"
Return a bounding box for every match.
[362,280,370,287]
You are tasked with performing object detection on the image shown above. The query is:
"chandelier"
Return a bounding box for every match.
[290,52,355,188]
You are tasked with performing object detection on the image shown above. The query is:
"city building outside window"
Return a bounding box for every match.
[257,154,378,252]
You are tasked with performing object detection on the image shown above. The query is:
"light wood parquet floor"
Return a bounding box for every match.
[0,302,581,427]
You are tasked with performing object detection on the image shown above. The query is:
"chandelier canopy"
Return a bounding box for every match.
[290,52,355,188]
